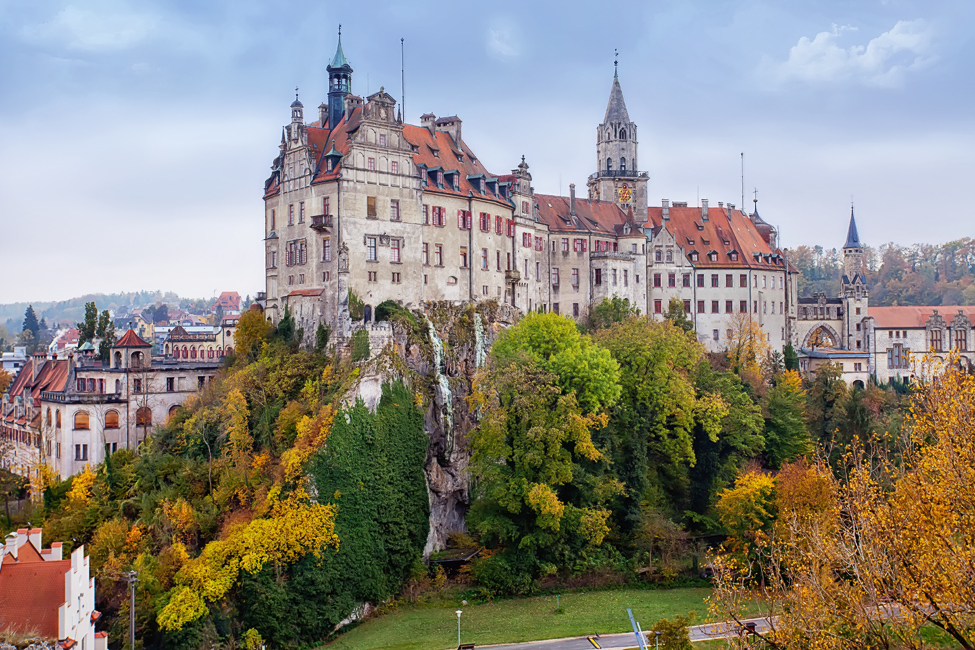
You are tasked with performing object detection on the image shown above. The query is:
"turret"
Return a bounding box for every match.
[326,26,353,129]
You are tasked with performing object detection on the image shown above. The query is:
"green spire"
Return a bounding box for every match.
[330,24,350,70]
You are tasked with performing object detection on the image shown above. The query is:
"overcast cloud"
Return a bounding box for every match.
[1,0,973,303]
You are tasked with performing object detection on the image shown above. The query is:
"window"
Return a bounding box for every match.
[955,329,968,352]
[432,206,445,227]
[683,273,691,288]
[105,410,120,429]
[536,261,541,280]
[368,271,377,282]
[367,237,377,261]
[562,238,569,252]
[725,300,733,314]
[740,300,747,313]
[553,302,560,315]
[458,210,471,229]
[697,274,704,288]
[136,407,152,427]
[480,212,490,231]
[389,238,401,263]
[133,378,143,393]
[683,300,691,314]
[929,329,943,352]
[552,268,560,285]
[482,285,488,295]
[288,204,294,225]
[888,343,909,369]
[460,247,468,268]
[711,300,719,313]
[391,160,398,173]
[668,273,676,287]
[523,232,532,247]
[573,303,580,317]
[763,275,767,288]
[594,269,602,285]
[367,196,377,217]
[323,237,331,262]
[507,220,515,237]
[711,274,719,287]
[764,301,768,314]
[390,199,400,221]
[379,133,387,146]
[754,300,758,313]
[654,300,662,314]
[299,201,305,223]
[367,157,375,171]
[422,243,429,265]
[654,273,661,287]
[713,330,720,341]
[697,300,705,314]
[392,272,401,283]
[481,248,488,270]
[726,274,733,288]
[624,270,629,286]
[571,268,580,286]
[740,274,747,288]
[166,377,175,392]
[270,209,276,230]
[666,249,673,263]
[655,249,662,262]
[423,205,430,225]
[75,444,88,461]
[522,200,530,215]
[73,412,89,430]
[573,239,588,252]
[535,236,544,251]
[496,250,501,271]
[434,244,443,266]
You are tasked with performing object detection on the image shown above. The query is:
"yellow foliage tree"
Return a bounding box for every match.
[234,308,272,360]
[67,463,97,504]
[157,490,339,631]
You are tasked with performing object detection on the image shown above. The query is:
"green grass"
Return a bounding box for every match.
[326,587,712,650]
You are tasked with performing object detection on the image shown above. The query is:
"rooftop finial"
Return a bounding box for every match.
[614,48,618,78]
[295,86,299,101]
[338,23,342,39]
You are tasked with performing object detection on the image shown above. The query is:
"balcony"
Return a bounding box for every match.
[587,170,649,182]
[505,270,522,284]
[310,214,334,231]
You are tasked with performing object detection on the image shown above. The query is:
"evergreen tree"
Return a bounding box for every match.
[96,310,115,364]
[77,302,98,345]
[783,343,800,371]
[764,371,812,469]
[22,305,39,339]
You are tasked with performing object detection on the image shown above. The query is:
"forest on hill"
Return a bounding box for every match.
[790,237,975,305]
[11,298,929,650]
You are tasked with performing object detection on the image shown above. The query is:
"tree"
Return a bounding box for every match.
[77,301,98,345]
[315,323,331,353]
[587,296,638,331]
[805,362,847,445]
[0,370,11,395]
[235,309,272,359]
[783,342,799,371]
[664,297,694,333]
[763,371,811,469]
[715,470,776,558]
[725,312,770,384]
[22,305,39,340]
[96,309,115,364]
[275,305,296,344]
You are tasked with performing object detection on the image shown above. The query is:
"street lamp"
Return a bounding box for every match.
[456,609,463,647]
[655,630,661,650]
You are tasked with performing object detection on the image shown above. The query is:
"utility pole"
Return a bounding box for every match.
[125,570,138,650]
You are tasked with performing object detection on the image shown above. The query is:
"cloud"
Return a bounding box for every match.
[486,25,520,60]
[21,3,158,52]
[762,20,935,88]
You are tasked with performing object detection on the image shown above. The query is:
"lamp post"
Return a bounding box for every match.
[655,630,661,650]
[455,609,463,647]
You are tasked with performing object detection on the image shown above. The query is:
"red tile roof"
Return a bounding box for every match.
[113,329,150,348]
[869,306,975,329]
[644,205,785,270]
[286,289,325,297]
[5,358,70,406]
[535,194,629,235]
[0,559,71,639]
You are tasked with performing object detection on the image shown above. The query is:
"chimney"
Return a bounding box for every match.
[435,116,462,144]
[718,201,723,208]
[31,352,46,382]
[662,198,670,221]
[569,184,576,217]
[4,532,17,560]
[28,528,42,552]
[420,113,436,134]
[319,103,328,126]
[702,198,709,221]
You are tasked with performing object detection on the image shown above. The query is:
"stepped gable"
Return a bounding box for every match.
[401,125,510,207]
[535,194,627,234]
[869,306,975,328]
[644,204,785,271]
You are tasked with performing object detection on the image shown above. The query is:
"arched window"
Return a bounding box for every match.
[114,351,122,367]
[56,411,61,428]
[606,158,613,172]
[182,346,188,359]
[131,351,143,368]
[190,347,197,359]
[620,157,626,171]
[46,408,52,426]
[208,348,214,359]
[73,411,90,430]
[105,410,120,429]
[115,379,121,393]
[164,344,170,355]
[619,129,627,140]
[198,346,205,359]
[136,407,152,428]
[364,305,372,323]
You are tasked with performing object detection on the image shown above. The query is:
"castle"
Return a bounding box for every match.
[262,33,796,353]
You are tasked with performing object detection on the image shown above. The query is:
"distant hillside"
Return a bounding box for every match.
[789,238,975,307]
[0,291,207,332]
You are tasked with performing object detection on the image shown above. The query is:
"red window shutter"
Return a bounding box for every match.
[458,210,465,229]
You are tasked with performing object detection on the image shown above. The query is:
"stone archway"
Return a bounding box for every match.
[803,323,841,349]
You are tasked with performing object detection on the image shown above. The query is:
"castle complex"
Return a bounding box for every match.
[262,34,974,383]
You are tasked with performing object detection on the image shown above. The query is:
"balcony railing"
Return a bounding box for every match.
[310,214,334,231]
[587,170,649,182]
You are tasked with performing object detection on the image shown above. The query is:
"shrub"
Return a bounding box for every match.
[350,329,370,361]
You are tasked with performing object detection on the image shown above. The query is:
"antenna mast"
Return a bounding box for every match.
[401,38,406,121]
[740,152,744,210]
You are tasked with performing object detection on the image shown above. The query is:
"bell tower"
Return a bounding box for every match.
[587,59,647,214]
[326,26,353,129]
[841,205,869,350]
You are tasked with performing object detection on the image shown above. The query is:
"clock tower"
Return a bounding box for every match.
[587,65,647,214]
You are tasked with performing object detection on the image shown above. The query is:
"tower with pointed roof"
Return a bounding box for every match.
[843,206,864,281]
[327,27,353,129]
[587,64,647,214]
[841,206,869,351]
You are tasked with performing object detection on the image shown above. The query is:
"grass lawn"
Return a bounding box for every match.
[325,587,712,650]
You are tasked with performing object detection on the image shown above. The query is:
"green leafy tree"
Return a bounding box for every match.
[783,342,800,371]
[96,310,115,364]
[587,296,638,331]
[275,305,296,344]
[77,301,98,345]
[806,362,847,444]
[315,323,331,353]
[664,297,694,333]
[764,370,811,469]
[22,305,39,340]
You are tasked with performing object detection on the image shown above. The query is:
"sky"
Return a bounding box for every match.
[1,0,973,303]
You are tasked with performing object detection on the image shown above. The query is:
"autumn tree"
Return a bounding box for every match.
[587,296,639,331]
[725,311,770,385]
[234,308,272,360]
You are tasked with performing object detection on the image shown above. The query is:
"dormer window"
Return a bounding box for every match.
[729,251,739,262]
[457,154,464,162]
[421,168,428,185]
[708,251,718,262]
[690,251,699,262]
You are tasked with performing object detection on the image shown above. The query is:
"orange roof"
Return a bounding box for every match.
[0,559,71,639]
[869,306,975,329]
[6,358,70,404]
[644,205,785,270]
[113,329,150,348]
[286,289,324,297]
[535,194,629,235]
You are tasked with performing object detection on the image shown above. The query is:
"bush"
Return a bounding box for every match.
[648,614,694,650]
[469,551,537,599]
[350,329,370,361]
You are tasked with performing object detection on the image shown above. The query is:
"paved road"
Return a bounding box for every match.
[476,617,772,650]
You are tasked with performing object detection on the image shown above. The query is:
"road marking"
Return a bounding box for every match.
[587,637,601,648]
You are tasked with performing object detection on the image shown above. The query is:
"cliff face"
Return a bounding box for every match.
[348,301,516,556]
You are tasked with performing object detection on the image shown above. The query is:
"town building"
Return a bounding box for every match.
[1,330,219,482]
[0,528,106,649]
[262,34,794,353]
[1,347,28,374]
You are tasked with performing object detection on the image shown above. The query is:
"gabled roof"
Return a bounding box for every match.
[0,558,72,639]
[603,75,631,124]
[844,207,862,249]
[535,194,629,235]
[5,358,70,404]
[113,329,151,348]
[868,306,975,329]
